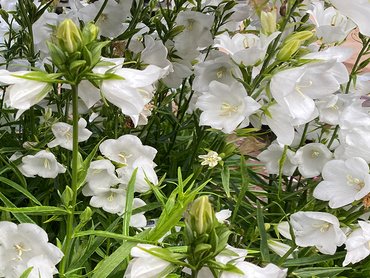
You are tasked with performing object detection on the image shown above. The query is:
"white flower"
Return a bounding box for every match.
[78,80,101,109]
[308,1,355,43]
[0,221,63,278]
[257,143,298,176]
[335,127,370,163]
[329,0,370,37]
[295,143,332,178]
[141,35,172,75]
[214,31,280,66]
[215,209,232,224]
[116,157,158,193]
[124,244,174,278]
[18,150,66,178]
[290,211,346,255]
[313,157,370,208]
[198,151,222,168]
[268,239,294,259]
[0,70,52,119]
[221,262,287,278]
[196,81,261,134]
[193,55,242,93]
[270,61,348,125]
[343,221,370,266]
[99,134,157,167]
[48,118,92,150]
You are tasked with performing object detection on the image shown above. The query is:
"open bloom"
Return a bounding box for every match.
[313,157,370,208]
[48,118,92,150]
[329,0,370,37]
[199,151,222,168]
[290,211,346,255]
[343,221,370,266]
[196,81,260,134]
[0,221,63,278]
[18,150,66,179]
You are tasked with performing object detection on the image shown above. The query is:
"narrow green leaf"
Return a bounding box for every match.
[0,177,41,205]
[283,252,346,267]
[0,192,35,223]
[292,267,350,277]
[20,267,33,278]
[0,206,68,215]
[73,230,156,244]
[221,166,231,198]
[123,169,137,237]
[257,201,270,262]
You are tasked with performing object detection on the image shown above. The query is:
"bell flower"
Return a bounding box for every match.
[199,150,222,168]
[313,157,370,208]
[329,0,370,37]
[0,221,63,278]
[196,81,261,134]
[343,221,370,266]
[18,150,66,179]
[99,134,157,167]
[290,211,346,255]
[220,262,287,278]
[295,143,332,178]
[308,1,355,43]
[47,118,92,150]
[124,244,174,278]
[0,70,53,119]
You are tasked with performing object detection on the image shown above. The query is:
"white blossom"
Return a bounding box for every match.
[343,221,370,266]
[198,151,222,168]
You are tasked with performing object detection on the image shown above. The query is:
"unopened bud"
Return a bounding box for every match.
[261,9,277,35]
[56,19,83,53]
[80,207,93,223]
[187,196,216,235]
[276,39,301,61]
[82,22,99,45]
[285,31,313,44]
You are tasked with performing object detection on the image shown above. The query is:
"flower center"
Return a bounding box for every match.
[44,158,51,169]
[347,175,365,191]
[312,222,331,233]
[118,152,132,165]
[216,67,226,79]
[311,151,320,158]
[187,19,195,31]
[295,80,313,95]
[107,192,116,202]
[220,103,239,116]
[12,243,31,261]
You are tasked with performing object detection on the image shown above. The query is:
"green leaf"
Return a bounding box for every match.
[283,252,346,267]
[221,166,230,198]
[0,206,68,215]
[292,267,351,277]
[122,168,137,237]
[0,192,35,223]
[20,267,33,278]
[256,201,270,262]
[73,230,156,244]
[0,177,41,205]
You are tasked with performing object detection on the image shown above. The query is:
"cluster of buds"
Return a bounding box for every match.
[47,19,109,81]
[184,196,231,273]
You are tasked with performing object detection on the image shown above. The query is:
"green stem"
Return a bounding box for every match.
[59,84,79,275]
[94,0,109,23]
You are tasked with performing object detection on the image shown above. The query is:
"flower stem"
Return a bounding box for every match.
[59,84,79,275]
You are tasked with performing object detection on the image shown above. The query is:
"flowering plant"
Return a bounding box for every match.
[0,0,369,277]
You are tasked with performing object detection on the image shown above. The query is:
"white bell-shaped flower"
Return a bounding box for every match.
[313,157,370,208]
[343,221,370,266]
[18,150,66,179]
[0,221,63,278]
[290,211,346,255]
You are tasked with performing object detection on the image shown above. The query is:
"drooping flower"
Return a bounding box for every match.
[343,221,370,266]
[196,81,261,134]
[124,244,174,278]
[18,150,66,179]
[290,211,346,255]
[47,118,92,150]
[220,262,287,278]
[0,221,63,278]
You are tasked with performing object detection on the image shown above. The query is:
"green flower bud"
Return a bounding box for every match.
[285,31,314,44]
[187,196,216,235]
[261,9,277,35]
[276,39,301,61]
[61,186,73,206]
[80,207,93,223]
[82,22,99,45]
[56,19,83,53]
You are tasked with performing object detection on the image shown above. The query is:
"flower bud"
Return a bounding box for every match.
[56,19,83,53]
[261,9,277,35]
[187,196,216,235]
[82,22,99,45]
[276,39,301,61]
[80,206,93,223]
[285,31,313,44]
